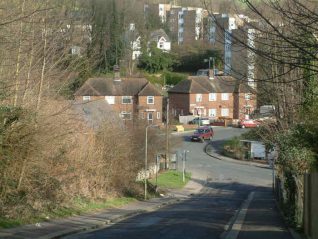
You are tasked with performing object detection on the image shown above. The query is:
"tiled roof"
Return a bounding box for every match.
[138,82,162,96]
[150,29,170,42]
[75,77,162,97]
[168,76,254,94]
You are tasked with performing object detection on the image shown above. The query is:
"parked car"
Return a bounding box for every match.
[188,117,210,126]
[190,126,214,142]
[239,119,260,128]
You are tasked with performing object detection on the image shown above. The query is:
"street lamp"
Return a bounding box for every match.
[145,124,159,200]
[204,57,216,78]
[183,150,190,182]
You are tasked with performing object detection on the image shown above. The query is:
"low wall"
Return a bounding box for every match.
[136,164,159,181]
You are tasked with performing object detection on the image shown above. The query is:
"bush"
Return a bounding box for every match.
[0,101,150,224]
[163,71,187,86]
[223,137,243,159]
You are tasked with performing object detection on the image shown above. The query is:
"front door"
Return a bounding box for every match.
[147,112,153,124]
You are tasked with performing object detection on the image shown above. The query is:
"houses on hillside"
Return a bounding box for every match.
[144,3,257,89]
[168,76,256,120]
[75,73,256,127]
[74,75,163,126]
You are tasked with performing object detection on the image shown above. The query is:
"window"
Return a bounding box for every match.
[121,112,131,120]
[157,112,161,119]
[147,96,154,104]
[221,93,229,101]
[245,93,251,100]
[105,96,115,104]
[122,96,132,104]
[209,93,216,101]
[83,96,90,101]
[221,108,229,117]
[196,94,202,102]
[208,109,216,117]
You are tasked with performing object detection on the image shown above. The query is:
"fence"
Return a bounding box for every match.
[304,172,318,239]
[275,172,318,239]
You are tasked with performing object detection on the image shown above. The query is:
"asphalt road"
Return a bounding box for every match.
[63,127,272,239]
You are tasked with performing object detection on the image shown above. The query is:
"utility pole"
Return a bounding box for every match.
[165,98,169,170]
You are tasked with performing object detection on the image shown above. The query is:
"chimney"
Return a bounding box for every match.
[113,65,121,82]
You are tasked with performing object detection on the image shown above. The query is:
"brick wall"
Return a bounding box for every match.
[138,95,163,125]
[169,93,190,116]
[237,92,257,119]
[189,92,234,118]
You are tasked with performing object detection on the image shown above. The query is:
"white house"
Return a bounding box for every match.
[130,28,171,60]
[149,29,171,52]
[132,36,142,60]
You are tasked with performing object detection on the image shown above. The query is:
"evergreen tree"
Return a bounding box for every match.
[89,0,125,72]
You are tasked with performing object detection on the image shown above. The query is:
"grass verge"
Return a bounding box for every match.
[149,170,191,189]
[0,197,135,229]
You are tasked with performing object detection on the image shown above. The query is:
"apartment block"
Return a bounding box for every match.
[144,3,171,23]
[166,6,204,45]
[206,14,256,88]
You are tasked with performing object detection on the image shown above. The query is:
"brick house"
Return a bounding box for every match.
[168,76,256,120]
[74,77,163,126]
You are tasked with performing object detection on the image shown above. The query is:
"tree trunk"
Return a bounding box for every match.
[36,1,48,111]
[13,0,26,107]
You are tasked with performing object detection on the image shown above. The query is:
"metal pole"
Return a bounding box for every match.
[272,158,275,192]
[182,151,185,182]
[165,98,169,170]
[155,154,159,192]
[145,126,149,200]
[212,57,215,76]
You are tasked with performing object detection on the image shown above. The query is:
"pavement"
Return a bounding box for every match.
[222,189,299,239]
[0,148,298,239]
[0,180,203,239]
[205,142,271,169]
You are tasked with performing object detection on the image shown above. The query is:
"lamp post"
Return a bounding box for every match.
[204,57,216,77]
[183,150,189,182]
[145,124,159,200]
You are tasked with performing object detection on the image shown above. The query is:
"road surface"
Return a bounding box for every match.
[63,127,272,239]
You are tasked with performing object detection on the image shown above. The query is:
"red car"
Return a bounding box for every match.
[239,119,260,128]
[191,126,214,142]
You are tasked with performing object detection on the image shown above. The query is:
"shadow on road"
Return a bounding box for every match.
[63,179,274,239]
